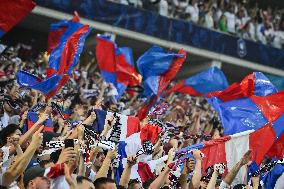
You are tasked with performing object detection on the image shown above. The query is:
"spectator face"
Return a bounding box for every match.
[94,151,105,168]
[28,176,51,189]
[7,129,21,144]
[100,182,117,189]
[77,179,95,189]
[129,183,143,189]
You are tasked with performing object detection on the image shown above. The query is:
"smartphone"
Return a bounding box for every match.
[64,139,74,148]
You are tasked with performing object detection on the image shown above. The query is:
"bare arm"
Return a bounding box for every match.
[95,150,117,180]
[149,167,171,189]
[189,150,202,189]
[3,126,44,186]
[119,156,137,188]
[206,171,218,189]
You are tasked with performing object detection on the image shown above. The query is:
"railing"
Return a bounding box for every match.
[35,0,284,70]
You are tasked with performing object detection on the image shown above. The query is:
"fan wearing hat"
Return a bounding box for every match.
[23,166,50,189]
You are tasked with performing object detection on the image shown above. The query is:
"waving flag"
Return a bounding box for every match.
[17,19,91,98]
[262,163,284,189]
[115,124,162,183]
[16,71,61,95]
[92,109,140,138]
[137,46,186,97]
[47,11,80,55]
[0,0,36,37]
[25,112,53,132]
[267,133,284,160]
[95,35,141,98]
[207,72,279,135]
[178,124,284,186]
[165,67,228,96]
[207,72,277,101]
[136,46,186,120]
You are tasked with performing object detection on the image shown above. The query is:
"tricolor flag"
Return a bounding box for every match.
[262,163,284,189]
[95,35,141,98]
[26,112,53,132]
[178,124,284,186]
[92,109,140,139]
[267,133,284,160]
[207,72,279,135]
[165,67,228,96]
[115,124,162,183]
[0,0,36,37]
[137,46,186,97]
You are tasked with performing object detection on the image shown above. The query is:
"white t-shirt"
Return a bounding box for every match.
[185,4,199,23]
[159,0,168,17]
[204,13,214,28]
[224,11,236,33]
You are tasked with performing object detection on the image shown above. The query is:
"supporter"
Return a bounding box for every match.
[158,0,168,17]
[224,4,236,34]
[219,14,228,32]
[94,177,117,189]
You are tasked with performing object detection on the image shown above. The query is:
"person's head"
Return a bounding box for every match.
[24,166,51,189]
[94,177,116,189]
[76,176,95,189]
[93,149,106,169]
[233,184,249,189]
[0,124,21,146]
[128,179,143,189]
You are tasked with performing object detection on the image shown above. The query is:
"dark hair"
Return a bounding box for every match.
[233,184,247,189]
[50,149,62,164]
[76,176,93,184]
[128,179,140,189]
[94,177,115,189]
[142,178,155,189]
[117,185,126,189]
[0,124,21,146]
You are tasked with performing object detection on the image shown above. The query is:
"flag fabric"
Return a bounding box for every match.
[26,112,53,132]
[47,11,80,55]
[0,0,36,37]
[207,72,279,135]
[114,124,162,183]
[266,133,284,160]
[137,46,186,97]
[262,163,284,189]
[92,109,140,138]
[16,71,61,95]
[17,19,91,98]
[95,35,141,98]
[207,72,277,102]
[165,67,228,96]
[177,124,284,186]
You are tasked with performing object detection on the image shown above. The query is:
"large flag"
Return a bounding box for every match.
[92,109,140,138]
[207,72,279,135]
[266,133,284,160]
[137,46,186,97]
[0,0,36,37]
[177,124,284,186]
[136,46,186,120]
[115,124,162,183]
[95,35,141,98]
[47,12,80,55]
[165,67,228,96]
[262,163,284,189]
[17,19,91,98]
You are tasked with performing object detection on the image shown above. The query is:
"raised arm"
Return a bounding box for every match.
[119,156,137,188]
[2,126,44,186]
[95,149,117,180]
[189,150,202,189]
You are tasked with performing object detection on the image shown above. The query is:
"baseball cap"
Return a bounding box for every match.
[23,166,45,187]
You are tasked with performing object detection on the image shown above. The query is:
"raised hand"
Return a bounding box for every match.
[30,126,44,148]
[57,147,78,164]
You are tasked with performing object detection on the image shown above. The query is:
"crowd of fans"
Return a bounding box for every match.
[0,42,279,189]
[108,0,284,49]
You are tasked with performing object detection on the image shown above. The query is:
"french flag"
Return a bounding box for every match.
[0,0,36,37]
[95,35,141,98]
[92,109,140,138]
[262,163,284,189]
[137,46,186,97]
[26,112,53,132]
[207,72,280,135]
[178,124,284,186]
[115,124,162,183]
[165,67,228,96]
